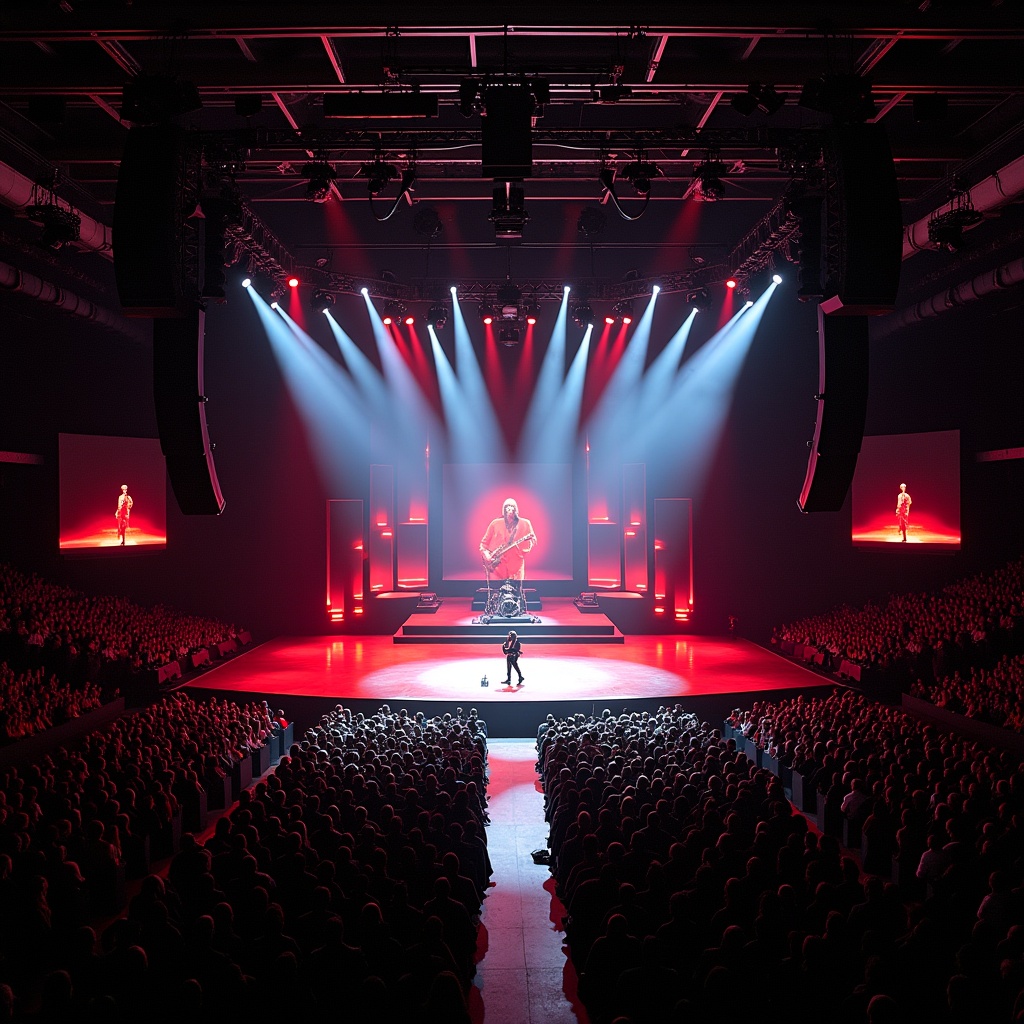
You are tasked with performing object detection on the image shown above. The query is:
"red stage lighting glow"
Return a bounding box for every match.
[622,315,633,325]
[288,277,299,288]
[605,315,615,325]
[483,315,493,325]
[526,316,537,325]
[725,278,737,289]
[404,315,415,325]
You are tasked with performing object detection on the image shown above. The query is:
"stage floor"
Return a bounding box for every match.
[187,633,829,704]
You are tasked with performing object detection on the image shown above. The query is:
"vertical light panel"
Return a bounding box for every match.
[327,499,364,622]
[587,441,621,589]
[397,445,429,589]
[369,464,394,594]
[623,463,647,593]
[654,497,693,622]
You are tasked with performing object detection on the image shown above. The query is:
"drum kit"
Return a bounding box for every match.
[484,579,526,618]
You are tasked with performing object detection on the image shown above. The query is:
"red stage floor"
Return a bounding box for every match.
[188,633,828,704]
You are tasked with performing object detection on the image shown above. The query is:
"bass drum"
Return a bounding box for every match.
[498,582,521,617]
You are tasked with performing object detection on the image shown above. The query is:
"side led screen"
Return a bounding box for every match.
[852,430,960,547]
[59,433,167,550]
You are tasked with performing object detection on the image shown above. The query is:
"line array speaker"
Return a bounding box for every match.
[481,86,534,179]
[821,124,903,315]
[798,306,869,513]
[113,125,200,317]
[153,309,226,515]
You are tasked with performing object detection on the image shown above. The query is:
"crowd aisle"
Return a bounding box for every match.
[474,739,588,1024]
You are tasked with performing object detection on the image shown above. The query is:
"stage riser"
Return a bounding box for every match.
[393,633,624,644]
[401,624,616,636]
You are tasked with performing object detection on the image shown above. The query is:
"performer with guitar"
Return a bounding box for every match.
[479,497,537,619]
[479,497,537,581]
[502,630,525,686]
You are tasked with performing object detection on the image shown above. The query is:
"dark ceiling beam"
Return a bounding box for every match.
[321,35,346,83]
[1,68,1018,94]
[1,5,1022,42]
[235,37,258,62]
[94,38,140,77]
[854,35,902,76]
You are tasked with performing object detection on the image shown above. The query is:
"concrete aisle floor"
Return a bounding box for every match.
[470,738,589,1024]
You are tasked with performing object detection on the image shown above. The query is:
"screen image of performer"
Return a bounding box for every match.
[479,497,537,580]
[895,482,912,542]
[115,484,133,546]
[502,630,524,686]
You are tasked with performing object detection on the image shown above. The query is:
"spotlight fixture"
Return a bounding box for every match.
[725,278,737,290]
[271,301,279,310]
[287,277,299,288]
[478,303,494,326]
[523,301,539,326]
[427,303,449,330]
[498,325,521,347]
[686,287,713,312]
[381,300,406,326]
[490,182,529,242]
[577,207,607,238]
[241,277,252,289]
[731,83,786,117]
[744,300,754,308]
[611,299,634,325]
[621,155,661,197]
[604,314,616,325]
[403,314,415,326]
[772,273,783,285]
[301,159,336,202]
[25,182,81,252]
[730,89,758,117]
[311,289,335,314]
[927,177,983,253]
[496,282,522,320]
[360,155,399,196]
[413,207,443,240]
[571,302,594,328]
[690,150,729,202]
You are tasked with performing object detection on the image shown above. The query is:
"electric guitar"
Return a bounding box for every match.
[482,532,536,571]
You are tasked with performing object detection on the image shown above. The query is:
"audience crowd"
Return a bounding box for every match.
[540,696,1024,1024]
[0,563,244,679]
[910,653,1024,735]
[773,556,1024,697]
[0,662,104,742]
[0,701,489,1024]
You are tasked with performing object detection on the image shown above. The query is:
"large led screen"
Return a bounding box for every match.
[852,430,960,547]
[443,463,573,580]
[59,433,167,550]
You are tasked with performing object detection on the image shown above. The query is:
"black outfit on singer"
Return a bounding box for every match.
[502,637,524,684]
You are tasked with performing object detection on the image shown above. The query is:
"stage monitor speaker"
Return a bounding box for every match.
[481,86,533,179]
[798,306,868,513]
[820,124,902,315]
[113,125,199,317]
[153,310,226,515]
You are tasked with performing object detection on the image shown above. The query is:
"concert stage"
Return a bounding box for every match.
[395,597,623,644]
[186,630,834,737]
